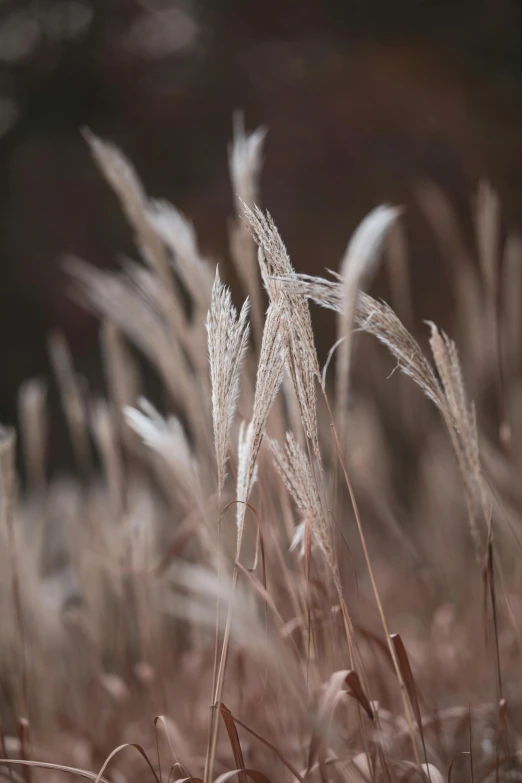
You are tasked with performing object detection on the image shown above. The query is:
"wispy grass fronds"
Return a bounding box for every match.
[205,302,287,783]
[353,296,445,410]
[229,114,267,213]
[428,324,487,555]
[277,273,445,410]
[147,199,214,309]
[70,259,183,386]
[279,269,489,559]
[2,116,522,783]
[242,204,321,460]
[336,205,402,440]
[272,271,343,312]
[83,131,172,290]
[69,258,210,452]
[236,302,285,530]
[124,398,201,504]
[82,133,213,413]
[228,113,266,343]
[248,303,286,471]
[206,268,250,497]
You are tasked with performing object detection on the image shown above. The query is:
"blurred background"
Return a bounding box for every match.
[1,0,521,468]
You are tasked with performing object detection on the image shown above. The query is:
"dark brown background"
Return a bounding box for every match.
[1,0,521,468]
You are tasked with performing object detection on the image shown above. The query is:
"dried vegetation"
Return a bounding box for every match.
[1,118,521,783]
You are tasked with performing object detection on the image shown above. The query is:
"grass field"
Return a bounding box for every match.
[0,119,521,783]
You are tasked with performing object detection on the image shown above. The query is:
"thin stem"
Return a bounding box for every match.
[321,388,421,765]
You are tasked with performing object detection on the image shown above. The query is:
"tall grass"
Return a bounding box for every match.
[0,118,521,783]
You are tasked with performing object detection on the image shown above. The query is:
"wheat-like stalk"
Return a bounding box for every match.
[235,302,286,531]
[206,267,250,497]
[242,204,322,461]
[205,300,287,783]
